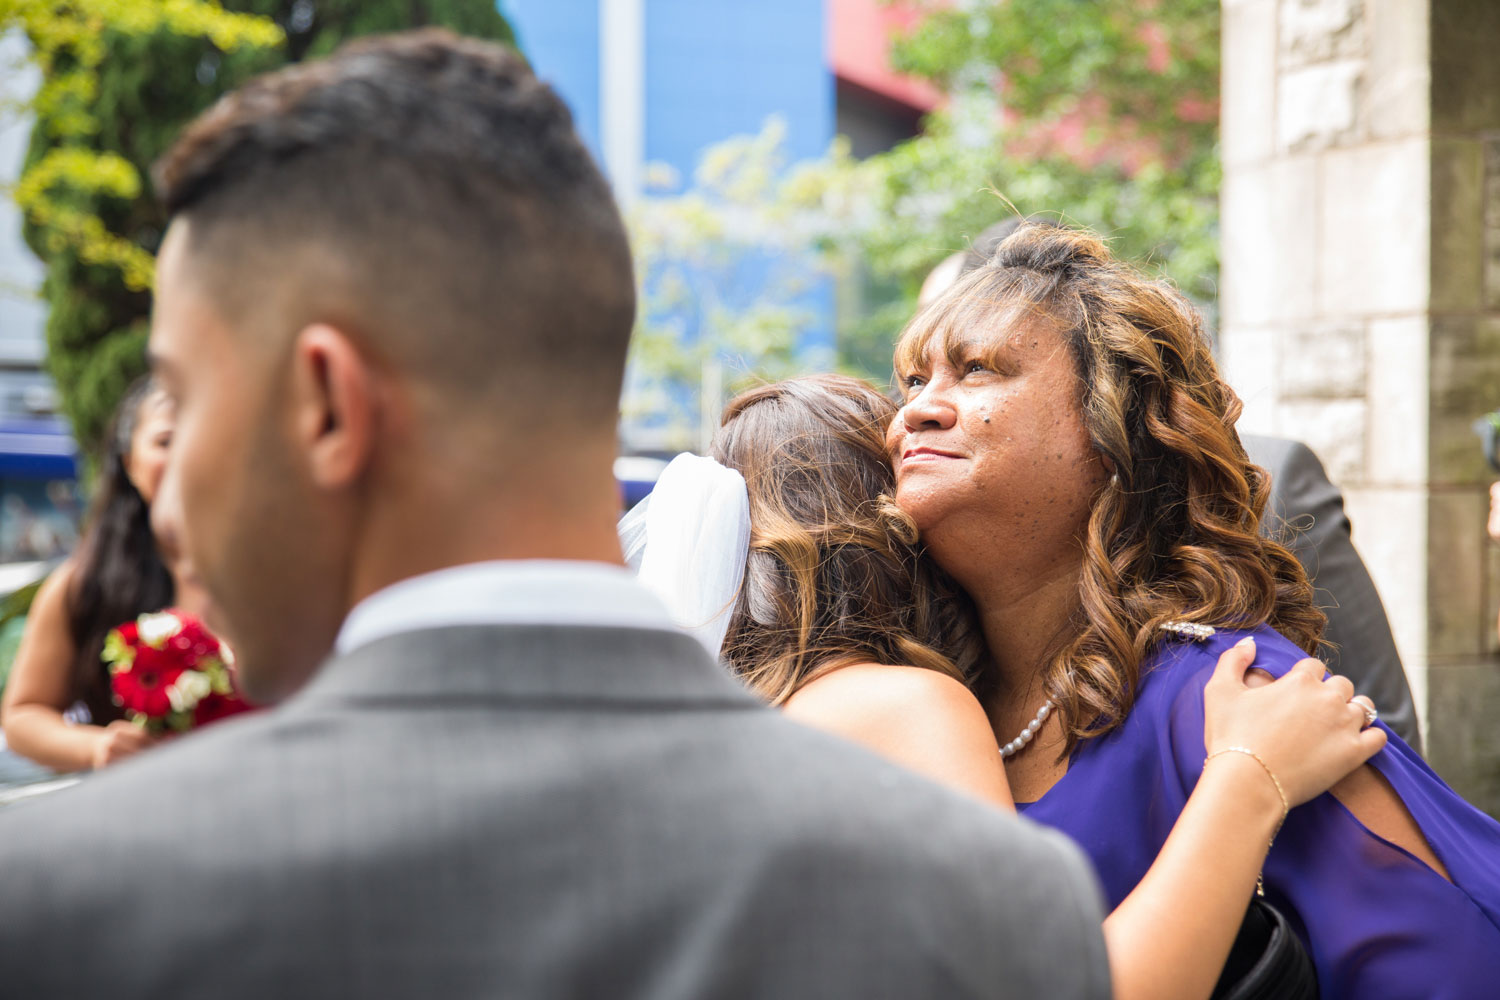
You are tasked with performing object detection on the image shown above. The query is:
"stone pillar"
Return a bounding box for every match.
[1220,0,1500,814]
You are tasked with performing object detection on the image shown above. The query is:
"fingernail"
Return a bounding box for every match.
[1235,636,1255,648]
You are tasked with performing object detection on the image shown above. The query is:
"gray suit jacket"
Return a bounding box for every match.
[1244,435,1421,750]
[0,623,1110,999]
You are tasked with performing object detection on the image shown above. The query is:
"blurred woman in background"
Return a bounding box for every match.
[1,378,177,771]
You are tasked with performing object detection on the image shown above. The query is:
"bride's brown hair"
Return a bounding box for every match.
[713,374,981,705]
[894,223,1326,750]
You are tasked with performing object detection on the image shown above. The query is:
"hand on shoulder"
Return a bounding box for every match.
[1203,636,1385,807]
[783,664,1013,809]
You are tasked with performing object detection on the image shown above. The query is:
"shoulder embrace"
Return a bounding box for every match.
[784,663,987,735]
[781,663,1020,810]
[30,556,78,610]
[1149,625,1308,691]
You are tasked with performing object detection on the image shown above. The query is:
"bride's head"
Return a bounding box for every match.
[712,374,979,704]
[889,223,1324,747]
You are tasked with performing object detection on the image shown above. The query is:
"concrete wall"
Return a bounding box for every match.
[1220,0,1500,812]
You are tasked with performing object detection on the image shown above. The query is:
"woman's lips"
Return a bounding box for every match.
[902,446,965,464]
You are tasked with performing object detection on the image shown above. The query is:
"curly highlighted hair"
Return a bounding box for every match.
[712,374,982,705]
[895,223,1325,751]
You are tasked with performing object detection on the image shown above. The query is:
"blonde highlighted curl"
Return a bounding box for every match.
[713,375,982,705]
[895,223,1326,752]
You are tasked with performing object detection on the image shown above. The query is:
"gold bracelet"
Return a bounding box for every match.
[1205,745,1288,898]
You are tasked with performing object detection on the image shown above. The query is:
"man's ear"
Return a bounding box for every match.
[289,324,378,490]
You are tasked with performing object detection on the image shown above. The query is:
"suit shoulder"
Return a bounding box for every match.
[1274,438,1333,483]
[736,710,1087,875]
[1242,433,1293,473]
[0,707,286,841]
[1244,434,1333,482]
[773,776,1109,995]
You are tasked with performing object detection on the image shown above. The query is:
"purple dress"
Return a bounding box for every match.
[1017,624,1500,999]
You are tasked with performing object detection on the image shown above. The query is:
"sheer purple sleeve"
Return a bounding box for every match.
[1018,624,1500,1000]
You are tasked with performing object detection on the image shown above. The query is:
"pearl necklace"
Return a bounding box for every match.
[999,622,1216,760]
[999,698,1054,759]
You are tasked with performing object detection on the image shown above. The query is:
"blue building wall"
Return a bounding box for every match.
[498,1,837,446]
[643,0,831,180]
[498,1,832,185]
[497,0,603,161]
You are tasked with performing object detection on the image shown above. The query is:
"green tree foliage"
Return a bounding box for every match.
[4,1,514,456]
[624,120,837,451]
[834,0,1222,373]
[886,0,1220,297]
[623,0,1221,431]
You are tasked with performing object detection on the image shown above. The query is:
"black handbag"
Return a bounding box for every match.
[1210,896,1319,1000]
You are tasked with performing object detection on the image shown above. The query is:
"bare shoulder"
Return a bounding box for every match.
[2,559,82,714]
[29,558,78,615]
[785,662,986,726]
[783,664,1012,808]
[1332,763,1451,880]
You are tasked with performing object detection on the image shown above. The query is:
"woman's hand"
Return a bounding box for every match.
[1203,637,1386,808]
[89,720,155,770]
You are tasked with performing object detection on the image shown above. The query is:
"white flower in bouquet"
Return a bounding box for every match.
[137,612,184,649]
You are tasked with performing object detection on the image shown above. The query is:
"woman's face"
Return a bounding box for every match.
[888,311,1106,581]
[124,391,175,506]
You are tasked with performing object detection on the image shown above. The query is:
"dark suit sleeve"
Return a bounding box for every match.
[1256,438,1422,752]
[995,827,1113,999]
[726,749,1112,1000]
[880,811,1113,1000]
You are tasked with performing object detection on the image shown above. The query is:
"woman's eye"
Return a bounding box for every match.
[900,374,927,392]
[963,360,988,375]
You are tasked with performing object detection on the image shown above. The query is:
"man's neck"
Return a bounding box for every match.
[344,473,627,611]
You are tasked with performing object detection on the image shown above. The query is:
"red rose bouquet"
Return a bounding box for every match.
[102,610,253,733]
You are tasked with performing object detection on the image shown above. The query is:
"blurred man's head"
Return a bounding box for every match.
[148,30,634,700]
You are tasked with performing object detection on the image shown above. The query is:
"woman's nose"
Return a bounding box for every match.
[900,382,957,431]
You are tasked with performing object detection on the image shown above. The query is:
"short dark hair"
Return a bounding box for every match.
[154,29,635,424]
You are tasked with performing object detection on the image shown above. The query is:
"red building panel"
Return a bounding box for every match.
[827,0,944,113]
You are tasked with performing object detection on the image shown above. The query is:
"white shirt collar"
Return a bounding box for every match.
[334,560,677,656]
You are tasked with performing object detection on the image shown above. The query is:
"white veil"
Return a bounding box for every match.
[618,453,751,659]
